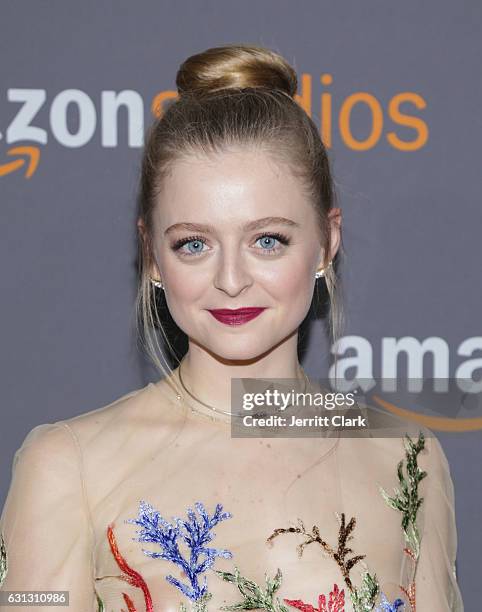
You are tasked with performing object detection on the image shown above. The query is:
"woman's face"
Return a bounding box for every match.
[144,147,340,362]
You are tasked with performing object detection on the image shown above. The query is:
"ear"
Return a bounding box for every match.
[137,216,146,242]
[317,207,342,269]
[137,217,161,279]
[328,207,342,258]
[137,216,147,237]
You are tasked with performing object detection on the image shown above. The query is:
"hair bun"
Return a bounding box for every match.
[176,44,298,98]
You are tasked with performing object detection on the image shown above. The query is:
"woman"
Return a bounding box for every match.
[0,44,463,611]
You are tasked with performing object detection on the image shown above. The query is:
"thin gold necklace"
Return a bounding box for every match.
[176,359,310,421]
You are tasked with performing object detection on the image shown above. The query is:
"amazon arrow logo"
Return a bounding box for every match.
[0,146,40,178]
[373,395,482,432]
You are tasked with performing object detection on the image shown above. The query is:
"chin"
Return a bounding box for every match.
[198,335,278,363]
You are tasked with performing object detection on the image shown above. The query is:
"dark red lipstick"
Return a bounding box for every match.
[207,307,267,326]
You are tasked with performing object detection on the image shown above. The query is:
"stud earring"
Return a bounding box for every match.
[149,277,164,289]
[315,260,333,279]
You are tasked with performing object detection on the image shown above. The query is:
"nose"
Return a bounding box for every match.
[213,247,253,297]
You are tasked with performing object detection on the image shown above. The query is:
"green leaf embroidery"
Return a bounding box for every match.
[349,570,380,612]
[0,531,7,588]
[178,591,213,612]
[378,431,427,559]
[213,566,289,612]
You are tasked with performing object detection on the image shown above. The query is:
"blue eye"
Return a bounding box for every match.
[254,232,290,253]
[258,236,275,249]
[171,236,207,256]
[256,236,279,251]
[184,238,205,254]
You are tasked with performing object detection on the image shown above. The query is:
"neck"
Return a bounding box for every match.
[175,339,304,420]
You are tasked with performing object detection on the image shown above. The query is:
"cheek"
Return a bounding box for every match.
[265,260,316,325]
[162,254,206,298]
[161,265,212,332]
[286,268,313,294]
[263,260,314,301]
[164,276,203,316]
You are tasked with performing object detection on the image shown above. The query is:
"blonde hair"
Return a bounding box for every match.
[135,44,345,383]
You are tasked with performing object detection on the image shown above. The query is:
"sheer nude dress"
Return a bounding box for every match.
[0,371,464,611]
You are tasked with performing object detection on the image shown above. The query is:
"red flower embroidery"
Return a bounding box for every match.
[107,522,154,612]
[123,592,138,612]
[399,547,417,611]
[284,583,345,612]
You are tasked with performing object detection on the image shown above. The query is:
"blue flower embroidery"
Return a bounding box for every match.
[126,500,233,601]
[375,592,405,611]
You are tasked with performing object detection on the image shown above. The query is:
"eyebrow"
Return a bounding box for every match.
[164,216,300,236]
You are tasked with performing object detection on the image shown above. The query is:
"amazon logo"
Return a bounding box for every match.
[0,145,39,178]
[0,87,168,178]
[371,394,482,432]
[1,78,428,178]
[330,335,482,432]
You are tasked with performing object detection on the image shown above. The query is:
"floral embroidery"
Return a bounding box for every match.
[126,500,233,611]
[106,522,154,612]
[263,433,426,611]
[266,513,382,612]
[213,565,289,612]
[101,431,427,612]
[284,582,345,612]
[96,592,105,611]
[348,571,380,611]
[375,594,404,611]
[0,531,7,588]
[379,432,426,612]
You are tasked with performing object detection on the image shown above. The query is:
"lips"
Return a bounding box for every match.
[207,307,267,326]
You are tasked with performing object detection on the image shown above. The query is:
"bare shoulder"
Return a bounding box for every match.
[49,377,185,471]
[4,423,84,509]
[10,383,170,470]
[342,399,443,475]
[13,421,77,468]
[59,377,181,436]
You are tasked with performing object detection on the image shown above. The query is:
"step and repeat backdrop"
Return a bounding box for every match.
[1,1,480,607]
